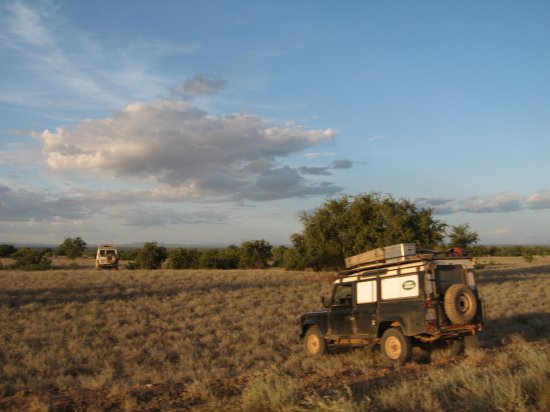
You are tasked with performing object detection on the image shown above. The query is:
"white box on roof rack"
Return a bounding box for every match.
[384,243,416,262]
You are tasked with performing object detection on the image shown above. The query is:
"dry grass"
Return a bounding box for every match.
[0,256,549,410]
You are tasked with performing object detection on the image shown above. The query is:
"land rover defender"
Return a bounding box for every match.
[300,243,483,363]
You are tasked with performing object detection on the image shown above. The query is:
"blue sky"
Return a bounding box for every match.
[1,0,549,246]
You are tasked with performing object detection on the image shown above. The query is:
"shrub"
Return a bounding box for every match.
[239,240,272,269]
[241,372,298,412]
[0,244,17,257]
[118,249,139,260]
[447,223,479,251]
[167,248,201,269]
[135,242,168,269]
[10,247,52,270]
[57,237,87,260]
[271,245,288,268]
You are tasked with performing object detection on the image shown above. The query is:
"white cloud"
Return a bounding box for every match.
[303,152,336,159]
[4,1,53,47]
[525,189,550,210]
[459,193,523,213]
[182,73,227,97]
[33,99,339,202]
[110,206,227,227]
[0,1,186,110]
[417,190,550,215]
[0,185,92,222]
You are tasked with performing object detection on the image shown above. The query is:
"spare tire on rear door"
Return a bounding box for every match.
[444,284,477,324]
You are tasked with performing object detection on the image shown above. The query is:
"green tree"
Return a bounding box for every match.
[447,224,479,251]
[218,245,241,269]
[58,237,87,260]
[296,192,447,270]
[11,248,52,270]
[271,245,288,268]
[282,233,309,270]
[167,248,201,269]
[0,244,17,258]
[198,249,221,269]
[239,240,273,269]
[136,242,168,269]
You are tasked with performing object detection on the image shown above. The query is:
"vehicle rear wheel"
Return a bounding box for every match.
[444,284,477,324]
[380,328,411,364]
[304,326,327,356]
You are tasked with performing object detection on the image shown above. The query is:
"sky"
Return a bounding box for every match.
[0,0,549,246]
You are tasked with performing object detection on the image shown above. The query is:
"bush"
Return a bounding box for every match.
[271,246,288,268]
[448,223,479,251]
[167,248,201,269]
[57,237,87,259]
[11,247,52,270]
[118,249,139,260]
[239,240,272,269]
[282,233,308,270]
[135,242,168,269]
[0,244,17,258]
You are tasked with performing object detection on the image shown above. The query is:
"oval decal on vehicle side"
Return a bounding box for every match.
[402,280,416,290]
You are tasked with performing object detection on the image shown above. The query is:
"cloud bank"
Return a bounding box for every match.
[416,191,550,215]
[33,99,341,202]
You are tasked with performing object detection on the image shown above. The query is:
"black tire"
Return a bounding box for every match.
[380,328,412,364]
[304,326,327,356]
[444,284,477,324]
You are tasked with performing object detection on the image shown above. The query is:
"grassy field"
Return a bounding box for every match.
[0,256,549,411]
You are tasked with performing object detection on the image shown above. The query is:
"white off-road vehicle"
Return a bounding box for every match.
[95,245,119,270]
[300,243,483,363]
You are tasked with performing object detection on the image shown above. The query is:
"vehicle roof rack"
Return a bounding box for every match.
[339,244,468,277]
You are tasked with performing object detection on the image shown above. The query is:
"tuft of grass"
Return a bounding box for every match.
[240,371,298,412]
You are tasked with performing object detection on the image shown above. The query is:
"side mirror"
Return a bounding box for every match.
[321,296,330,308]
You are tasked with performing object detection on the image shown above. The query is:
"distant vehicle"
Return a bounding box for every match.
[300,243,483,363]
[95,245,119,270]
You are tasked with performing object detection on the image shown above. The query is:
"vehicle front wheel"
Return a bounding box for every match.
[304,326,327,356]
[380,328,412,364]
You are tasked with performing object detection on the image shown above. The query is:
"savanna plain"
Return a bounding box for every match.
[0,256,549,411]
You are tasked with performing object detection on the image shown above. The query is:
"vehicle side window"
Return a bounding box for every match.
[381,274,420,300]
[332,284,353,305]
[356,280,377,304]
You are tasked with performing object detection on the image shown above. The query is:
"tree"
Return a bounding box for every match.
[136,242,168,269]
[218,245,241,269]
[271,245,288,268]
[198,249,221,269]
[0,244,17,258]
[282,233,309,270]
[295,192,447,270]
[167,248,201,269]
[447,224,479,251]
[239,240,273,269]
[58,237,87,260]
[11,248,52,270]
